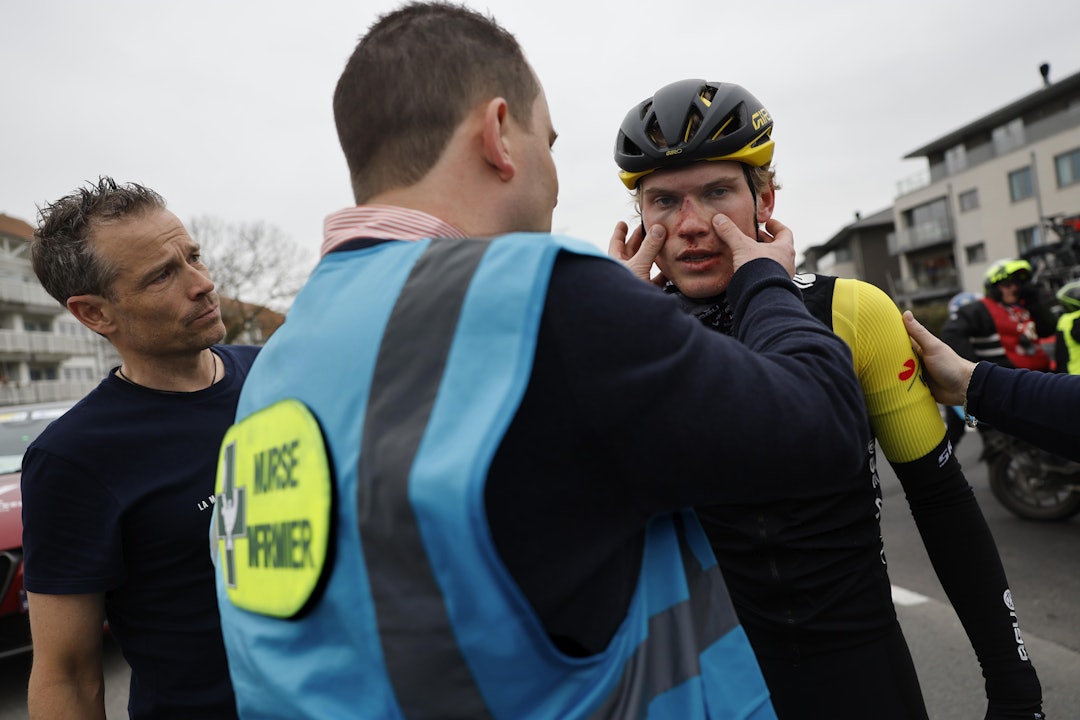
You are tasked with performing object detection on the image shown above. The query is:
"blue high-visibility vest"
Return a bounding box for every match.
[212,233,775,719]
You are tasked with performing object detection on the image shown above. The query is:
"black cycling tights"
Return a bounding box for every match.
[759,625,930,720]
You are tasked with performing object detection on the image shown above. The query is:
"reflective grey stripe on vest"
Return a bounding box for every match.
[357,238,737,718]
[587,514,741,720]
[358,237,494,719]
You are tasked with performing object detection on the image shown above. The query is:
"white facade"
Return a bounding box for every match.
[891,71,1080,306]
[0,217,107,405]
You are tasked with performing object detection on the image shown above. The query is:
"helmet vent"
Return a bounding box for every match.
[683,110,703,144]
[619,134,645,159]
[645,108,705,148]
[644,116,667,149]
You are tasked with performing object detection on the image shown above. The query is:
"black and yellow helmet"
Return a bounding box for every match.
[614,79,775,190]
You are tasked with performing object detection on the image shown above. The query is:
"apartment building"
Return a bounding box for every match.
[890,64,1080,308]
[0,213,105,405]
[799,207,899,293]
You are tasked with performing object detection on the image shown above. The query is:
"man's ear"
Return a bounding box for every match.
[66,294,114,336]
[756,184,776,225]
[481,97,515,182]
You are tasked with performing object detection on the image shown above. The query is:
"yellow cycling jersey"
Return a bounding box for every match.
[799,275,946,464]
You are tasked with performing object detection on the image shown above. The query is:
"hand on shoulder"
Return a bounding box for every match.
[903,311,976,406]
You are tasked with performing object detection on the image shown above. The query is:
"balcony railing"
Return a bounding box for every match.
[896,168,931,197]
[0,330,99,358]
[888,218,954,256]
[0,379,98,406]
[0,278,62,313]
[890,267,961,304]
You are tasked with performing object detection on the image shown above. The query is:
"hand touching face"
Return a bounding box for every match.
[636,161,774,299]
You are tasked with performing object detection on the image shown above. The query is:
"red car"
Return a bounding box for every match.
[0,402,72,658]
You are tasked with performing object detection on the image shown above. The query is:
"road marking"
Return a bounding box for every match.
[891,585,930,606]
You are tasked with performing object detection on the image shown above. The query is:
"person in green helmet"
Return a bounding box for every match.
[941,258,1056,446]
[942,258,1055,371]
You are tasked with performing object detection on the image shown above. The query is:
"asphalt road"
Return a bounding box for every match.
[1,429,1076,718]
[879,428,1080,719]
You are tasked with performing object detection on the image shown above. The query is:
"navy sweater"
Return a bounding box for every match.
[969,361,1080,461]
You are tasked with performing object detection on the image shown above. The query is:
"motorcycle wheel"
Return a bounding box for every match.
[988,452,1080,521]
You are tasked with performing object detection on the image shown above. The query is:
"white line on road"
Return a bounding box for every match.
[891,585,930,606]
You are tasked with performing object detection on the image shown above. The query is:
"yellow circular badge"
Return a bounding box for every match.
[213,398,333,619]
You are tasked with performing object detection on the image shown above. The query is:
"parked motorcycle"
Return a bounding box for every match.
[981,427,1080,521]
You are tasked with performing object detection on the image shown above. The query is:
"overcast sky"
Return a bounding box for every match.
[3,0,1079,276]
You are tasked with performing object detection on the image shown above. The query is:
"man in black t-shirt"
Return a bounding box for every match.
[21,177,253,719]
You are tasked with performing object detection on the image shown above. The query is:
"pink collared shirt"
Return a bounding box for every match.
[321,205,468,257]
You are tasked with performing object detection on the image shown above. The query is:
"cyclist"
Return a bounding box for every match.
[941,259,1055,373]
[609,78,1044,720]
[1054,280,1080,374]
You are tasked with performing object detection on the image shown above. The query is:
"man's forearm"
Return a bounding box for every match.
[967,362,1080,461]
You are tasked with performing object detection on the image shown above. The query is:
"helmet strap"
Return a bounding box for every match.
[741,164,761,241]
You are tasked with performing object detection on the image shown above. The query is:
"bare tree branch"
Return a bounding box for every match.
[188,215,313,344]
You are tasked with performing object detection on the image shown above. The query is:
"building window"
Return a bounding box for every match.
[903,197,949,229]
[1016,226,1043,254]
[1056,148,1080,187]
[945,144,967,175]
[899,197,952,250]
[992,118,1025,155]
[958,189,979,213]
[817,246,852,273]
[908,254,957,292]
[1008,166,1034,202]
[965,242,986,264]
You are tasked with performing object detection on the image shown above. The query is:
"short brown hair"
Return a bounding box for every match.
[746,165,778,198]
[32,177,166,304]
[333,2,539,203]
